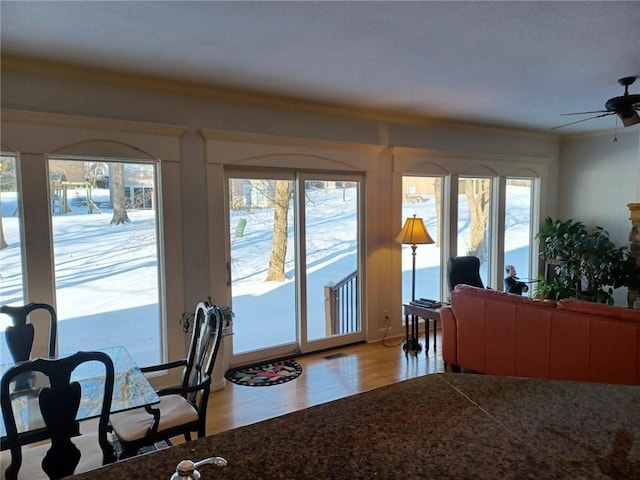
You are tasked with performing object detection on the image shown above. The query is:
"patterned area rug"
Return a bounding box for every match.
[225,360,303,387]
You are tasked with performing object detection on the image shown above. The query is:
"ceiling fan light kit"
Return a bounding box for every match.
[553,76,640,130]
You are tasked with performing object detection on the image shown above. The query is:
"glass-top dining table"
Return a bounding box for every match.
[0,345,160,450]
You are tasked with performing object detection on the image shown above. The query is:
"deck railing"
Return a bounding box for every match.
[324,270,359,335]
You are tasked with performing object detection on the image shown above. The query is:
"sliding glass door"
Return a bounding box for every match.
[303,177,360,342]
[228,172,363,362]
[228,175,298,354]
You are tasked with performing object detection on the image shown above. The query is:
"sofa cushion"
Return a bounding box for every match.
[557,299,640,323]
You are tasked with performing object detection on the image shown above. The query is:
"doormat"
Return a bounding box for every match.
[225,360,303,387]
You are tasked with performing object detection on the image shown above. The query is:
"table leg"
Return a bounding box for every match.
[433,318,437,351]
[403,314,422,353]
[404,313,409,355]
[423,317,429,353]
[414,315,422,352]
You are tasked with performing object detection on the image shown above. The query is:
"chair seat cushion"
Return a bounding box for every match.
[109,394,199,442]
[0,433,107,479]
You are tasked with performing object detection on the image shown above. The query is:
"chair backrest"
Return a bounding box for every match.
[1,303,57,363]
[0,351,116,480]
[182,301,224,410]
[447,256,484,292]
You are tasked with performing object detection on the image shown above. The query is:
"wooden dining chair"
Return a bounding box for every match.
[0,351,116,480]
[1,303,57,363]
[109,301,224,458]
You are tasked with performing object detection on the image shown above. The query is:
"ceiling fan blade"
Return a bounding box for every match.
[551,112,614,130]
[560,110,608,116]
[621,111,640,127]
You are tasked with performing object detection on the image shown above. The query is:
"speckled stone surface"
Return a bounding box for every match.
[71,373,640,479]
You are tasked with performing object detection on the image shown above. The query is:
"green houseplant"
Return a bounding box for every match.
[535,217,630,304]
[179,299,234,333]
[535,218,586,300]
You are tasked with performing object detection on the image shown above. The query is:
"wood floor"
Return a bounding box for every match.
[184,332,445,443]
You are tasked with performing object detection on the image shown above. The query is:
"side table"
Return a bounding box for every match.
[402,302,443,354]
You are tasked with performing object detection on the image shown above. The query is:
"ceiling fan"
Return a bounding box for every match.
[552,76,640,129]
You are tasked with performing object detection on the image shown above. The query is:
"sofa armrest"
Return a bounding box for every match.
[440,305,458,367]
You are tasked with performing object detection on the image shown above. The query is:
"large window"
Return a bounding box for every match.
[503,178,533,294]
[457,177,492,286]
[0,155,25,358]
[400,172,537,300]
[49,159,162,365]
[399,176,443,301]
[0,155,163,367]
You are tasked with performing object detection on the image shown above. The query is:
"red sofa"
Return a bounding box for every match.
[440,284,640,385]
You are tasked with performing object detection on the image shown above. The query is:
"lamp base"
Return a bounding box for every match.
[402,338,422,353]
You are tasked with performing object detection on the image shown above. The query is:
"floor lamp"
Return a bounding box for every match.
[396,214,434,352]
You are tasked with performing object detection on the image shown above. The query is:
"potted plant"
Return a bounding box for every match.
[579,226,629,304]
[535,217,586,298]
[536,217,630,305]
[179,299,234,333]
[219,305,235,328]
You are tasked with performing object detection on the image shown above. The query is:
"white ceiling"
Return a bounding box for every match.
[2,1,639,134]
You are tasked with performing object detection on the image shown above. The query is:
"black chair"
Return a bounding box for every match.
[0,351,116,480]
[109,301,224,458]
[1,303,57,363]
[447,256,484,292]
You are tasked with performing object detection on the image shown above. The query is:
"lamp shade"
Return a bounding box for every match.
[395,215,434,245]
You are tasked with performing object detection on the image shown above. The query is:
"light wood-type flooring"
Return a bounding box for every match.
[183,331,445,443]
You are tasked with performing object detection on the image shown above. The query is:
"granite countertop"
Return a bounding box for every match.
[71,373,640,479]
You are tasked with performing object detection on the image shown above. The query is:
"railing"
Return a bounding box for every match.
[324,270,359,335]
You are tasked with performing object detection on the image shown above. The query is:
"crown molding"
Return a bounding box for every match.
[1,108,185,137]
[2,54,554,138]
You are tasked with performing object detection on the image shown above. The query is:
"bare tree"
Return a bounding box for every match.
[461,178,490,258]
[110,163,130,225]
[266,180,291,281]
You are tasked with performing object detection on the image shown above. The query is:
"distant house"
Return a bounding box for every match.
[48,160,155,212]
